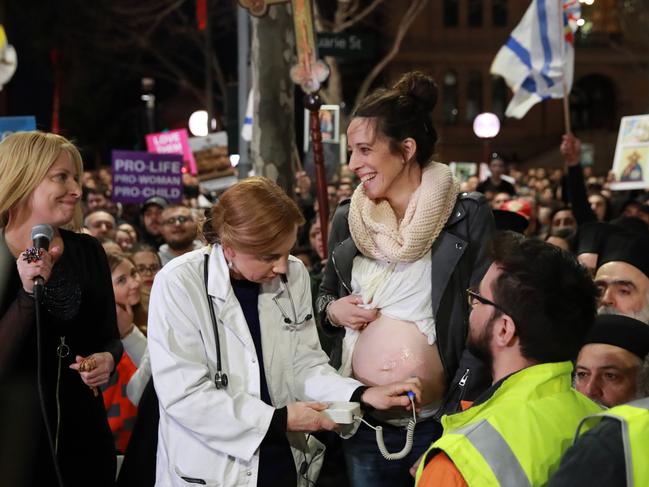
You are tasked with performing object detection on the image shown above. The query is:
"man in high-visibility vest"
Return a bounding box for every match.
[549,354,649,487]
[415,232,602,487]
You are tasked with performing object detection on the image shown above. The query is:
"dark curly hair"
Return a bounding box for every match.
[353,71,438,167]
[489,231,598,363]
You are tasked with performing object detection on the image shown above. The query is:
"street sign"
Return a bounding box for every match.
[317,31,376,60]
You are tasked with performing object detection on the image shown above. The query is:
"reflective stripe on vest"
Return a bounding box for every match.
[453,420,531,487]
[415,362,602,487]
[576,397,649,487]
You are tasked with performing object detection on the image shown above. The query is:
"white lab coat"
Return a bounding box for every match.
[148,245,362,487]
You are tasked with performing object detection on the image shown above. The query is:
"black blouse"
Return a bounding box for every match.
[0,229,122,486]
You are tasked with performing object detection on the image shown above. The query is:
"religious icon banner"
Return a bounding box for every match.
[610,114,649,190]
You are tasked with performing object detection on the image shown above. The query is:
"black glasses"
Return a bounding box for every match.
[163,215,193,226]
[136,264,161,275]
[466,288,509,316]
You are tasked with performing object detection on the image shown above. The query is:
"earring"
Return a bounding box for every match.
[227,261,234,269]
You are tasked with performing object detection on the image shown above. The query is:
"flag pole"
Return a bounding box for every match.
[559,0,572,134]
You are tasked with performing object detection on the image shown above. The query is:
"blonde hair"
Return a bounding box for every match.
[211,177,305,253]
[0,131,84,229]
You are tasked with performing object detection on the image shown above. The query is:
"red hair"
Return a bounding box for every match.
[210,177,305,253]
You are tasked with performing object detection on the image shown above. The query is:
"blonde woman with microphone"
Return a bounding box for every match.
[0,131,122,486]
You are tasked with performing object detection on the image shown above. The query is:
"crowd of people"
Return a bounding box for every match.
[1,70,649,487]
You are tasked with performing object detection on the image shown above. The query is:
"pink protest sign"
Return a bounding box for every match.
[146,128,198,175]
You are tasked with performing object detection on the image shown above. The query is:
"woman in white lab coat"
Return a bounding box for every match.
[148,177,421,487]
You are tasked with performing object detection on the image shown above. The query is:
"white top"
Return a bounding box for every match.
[338,253,435,380]
[351,253,435,343]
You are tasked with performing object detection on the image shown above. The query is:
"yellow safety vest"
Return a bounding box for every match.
[575,397,649,487]
[415,362,602,487]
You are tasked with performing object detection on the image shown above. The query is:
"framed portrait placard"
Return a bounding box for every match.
[610,114,649,190]
[303,104,340,152]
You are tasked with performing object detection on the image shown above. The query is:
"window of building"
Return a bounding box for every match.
[443,71,459,124]
[444,0,459,27]
[492,0,508,26]
[491,76,507,120]
[466,71,483,122]
[571,74,617,131]
[468,0,483,27]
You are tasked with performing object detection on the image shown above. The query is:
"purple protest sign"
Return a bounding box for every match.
[111,150,184,204]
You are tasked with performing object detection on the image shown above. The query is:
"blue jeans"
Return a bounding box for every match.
[342,417,443,487]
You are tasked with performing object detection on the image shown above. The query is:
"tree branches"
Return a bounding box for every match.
[352,0,429,112]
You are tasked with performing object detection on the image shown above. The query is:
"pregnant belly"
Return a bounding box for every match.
[351,315,446,406]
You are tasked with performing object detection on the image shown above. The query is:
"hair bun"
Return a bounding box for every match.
[393,71,438,111]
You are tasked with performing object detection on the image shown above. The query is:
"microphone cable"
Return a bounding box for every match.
[34,284,65,487]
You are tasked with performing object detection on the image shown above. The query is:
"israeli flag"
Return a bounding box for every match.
[240,90,253,142]
[490,0,580,119]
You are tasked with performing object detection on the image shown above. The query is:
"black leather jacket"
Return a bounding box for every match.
[316,191,495,385]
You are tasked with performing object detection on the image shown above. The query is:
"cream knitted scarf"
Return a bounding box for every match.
[348,162,459,263]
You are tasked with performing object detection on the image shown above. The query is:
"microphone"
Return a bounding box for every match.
[31,224,53,291]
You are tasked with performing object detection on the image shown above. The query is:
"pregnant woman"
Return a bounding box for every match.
[317,72,494,486]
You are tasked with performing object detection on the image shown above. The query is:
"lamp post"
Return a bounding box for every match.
[473,112,501,166]
[141,77,156,134]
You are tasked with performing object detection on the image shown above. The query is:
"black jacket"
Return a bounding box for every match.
[548,418,625,487]
[316,191,494,388]
[0,229,121,487]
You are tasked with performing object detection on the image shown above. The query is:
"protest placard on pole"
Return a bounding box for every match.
[303,104,339,152]
[145,128,198,175]
[188,131,234,179]
[111,150,184,204]
[610,115,649,190]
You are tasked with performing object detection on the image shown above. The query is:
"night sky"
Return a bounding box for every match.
[5,0,239,168]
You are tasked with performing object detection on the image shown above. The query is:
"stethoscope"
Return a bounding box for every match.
[274,274,312,330]
[203,253,312,390]
[204,253,229,389]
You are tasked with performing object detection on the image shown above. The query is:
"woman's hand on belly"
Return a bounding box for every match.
[352,316,446,406]
[327,294,378,330]
[361,377,423,411]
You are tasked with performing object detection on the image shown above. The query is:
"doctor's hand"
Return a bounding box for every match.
[361,377,423,411]
[287,401,337,432]
[326,295,378,331]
